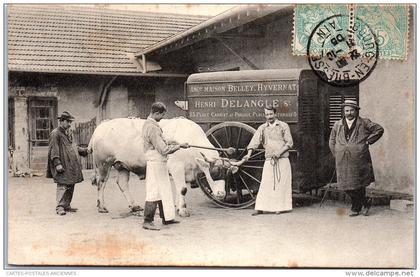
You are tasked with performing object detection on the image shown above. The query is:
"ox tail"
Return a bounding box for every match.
[87,137,97,186]
[87,137,94,155]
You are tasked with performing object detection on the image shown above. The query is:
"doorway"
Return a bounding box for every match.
[28,97,57,171]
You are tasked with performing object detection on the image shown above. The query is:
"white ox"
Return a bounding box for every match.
[88,117,225,217]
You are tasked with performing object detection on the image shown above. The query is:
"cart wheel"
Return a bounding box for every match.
[197,122,265,209]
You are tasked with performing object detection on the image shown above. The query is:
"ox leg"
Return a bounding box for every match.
[169,164,190,217]
[96,164,111,213]
[116,169,143,212]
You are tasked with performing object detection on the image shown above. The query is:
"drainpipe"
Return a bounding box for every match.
[98,76,118,122]
[140,54,147,73]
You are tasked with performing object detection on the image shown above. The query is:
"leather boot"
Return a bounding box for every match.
[143,201,160,231]
[363,198,372,216]
[157,200,165,220]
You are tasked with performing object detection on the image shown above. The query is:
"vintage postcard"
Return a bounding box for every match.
[5,3,415,270]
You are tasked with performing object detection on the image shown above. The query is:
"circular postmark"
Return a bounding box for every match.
[307,14,379,87]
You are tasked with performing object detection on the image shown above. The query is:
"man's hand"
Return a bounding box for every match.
[273,153,283,159]
[180,143,190,149]
[77,146,89,157]
[56,164,64,173]
[230,159,246,167]
[243,154,251,161]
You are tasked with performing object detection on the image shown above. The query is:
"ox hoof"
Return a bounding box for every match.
[214,192,226,200]
[178,208,190,217]
[98,207,109,213]
[130,205,143,212]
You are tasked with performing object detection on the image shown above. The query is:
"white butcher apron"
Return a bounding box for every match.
[145,151,175,221]
[255,158,292,212]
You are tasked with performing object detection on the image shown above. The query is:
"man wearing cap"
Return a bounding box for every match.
[142,102,189,231]
[329,100,384,217]
[47,111,84,216]
[242,105,294,216]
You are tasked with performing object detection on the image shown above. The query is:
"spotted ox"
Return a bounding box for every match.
[87,117,225,217]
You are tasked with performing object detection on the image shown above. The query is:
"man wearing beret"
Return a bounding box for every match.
[47,111,85,215]
[329,100,384,217]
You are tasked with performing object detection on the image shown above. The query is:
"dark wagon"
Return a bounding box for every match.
[184,69,359,209]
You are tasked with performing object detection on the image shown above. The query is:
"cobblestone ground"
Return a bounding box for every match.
[7,170,414,268]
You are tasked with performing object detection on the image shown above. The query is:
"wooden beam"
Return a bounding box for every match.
[213,36,259,70]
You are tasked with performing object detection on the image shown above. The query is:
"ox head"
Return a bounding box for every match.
[160,117,229,200]
[195,154,227,200]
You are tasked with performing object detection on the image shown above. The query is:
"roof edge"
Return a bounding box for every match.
[136,4,293,57]
[8,69,188,78]
[8,4,211,20]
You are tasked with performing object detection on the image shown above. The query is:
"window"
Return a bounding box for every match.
[29,98,57,146]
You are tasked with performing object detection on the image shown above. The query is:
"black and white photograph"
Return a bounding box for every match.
[4,2,416,271]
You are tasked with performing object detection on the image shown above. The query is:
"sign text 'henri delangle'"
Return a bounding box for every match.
[187,80,298,122]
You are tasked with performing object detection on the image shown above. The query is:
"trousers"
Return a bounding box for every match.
[345,187,368,212]
[56,184,75,211]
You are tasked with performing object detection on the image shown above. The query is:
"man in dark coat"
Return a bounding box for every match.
[329,100,384,217]
[47,111,84,215]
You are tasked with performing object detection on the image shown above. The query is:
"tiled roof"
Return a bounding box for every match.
[7,5,209,74]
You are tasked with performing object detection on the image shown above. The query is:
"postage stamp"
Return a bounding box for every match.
[293,4,409,60]
[307,13,379,86]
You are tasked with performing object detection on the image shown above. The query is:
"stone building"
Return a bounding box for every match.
[7,5,208,172]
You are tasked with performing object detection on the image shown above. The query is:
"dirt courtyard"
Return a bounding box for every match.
[6,170,414,268]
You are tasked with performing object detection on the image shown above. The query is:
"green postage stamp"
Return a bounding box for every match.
[293,4,409,60]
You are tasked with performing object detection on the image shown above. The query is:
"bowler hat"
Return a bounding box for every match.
[341,100,360,110]
[57,111,75,121]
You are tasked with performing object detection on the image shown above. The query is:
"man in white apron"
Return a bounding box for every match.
[243,106,294,215]
[142,102,188,231]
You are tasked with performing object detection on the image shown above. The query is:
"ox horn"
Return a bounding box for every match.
[199,152,213,164]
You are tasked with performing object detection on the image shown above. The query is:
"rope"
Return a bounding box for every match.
[270,157,281,190]
[319,169,337,207]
